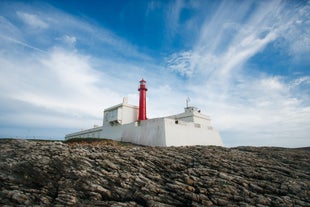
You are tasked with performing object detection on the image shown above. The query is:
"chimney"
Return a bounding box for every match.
[138,79,147,121]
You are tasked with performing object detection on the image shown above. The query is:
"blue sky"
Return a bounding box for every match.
[0,0,309,147]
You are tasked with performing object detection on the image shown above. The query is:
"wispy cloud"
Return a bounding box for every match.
[60,35,77,45]
[165,0,310,147]
[165,0,184,38]
[16,11,48,29]
[1,2,151,62]
[0,2,173,132]
[0,47,122,129]
[167,1,284,78]
[166,51,193,76]
[0,2,154,133]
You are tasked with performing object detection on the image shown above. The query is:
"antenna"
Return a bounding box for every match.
[186,97,190,108]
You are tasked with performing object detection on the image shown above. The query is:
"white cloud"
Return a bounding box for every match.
[0,46,123,129]
[201,72,310,147]
[165,0,310,147]
[165,0,184,38]
[61,35,77,45]
[290,76,310,88]
[0,33,46,53]
[0,39,173,132]
[0,3,151,62]
[280,2,310,60]
[0,16,22,39]
[260,76,284,91]
[16,11,48,29]
[166,51,193,76]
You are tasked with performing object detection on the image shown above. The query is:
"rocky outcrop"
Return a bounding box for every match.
[0,139,309,206]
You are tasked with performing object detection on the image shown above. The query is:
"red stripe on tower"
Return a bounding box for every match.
[138,79,147,121]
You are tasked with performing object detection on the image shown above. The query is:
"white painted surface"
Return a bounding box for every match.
[120,105,139,125]
[164,119,223,146]
[65,126,103,139]
[103,102,138,125]
[168,107,211,126]
[121,119,166,146]
[65,101,223,146]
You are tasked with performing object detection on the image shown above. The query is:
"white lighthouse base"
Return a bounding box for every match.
[121,118,222,146]
[65,104,223,147]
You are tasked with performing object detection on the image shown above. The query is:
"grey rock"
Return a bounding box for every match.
[0,139,309,206]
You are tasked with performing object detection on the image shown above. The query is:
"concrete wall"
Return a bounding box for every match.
[65,127,103,140]
[65,117,223,147]
[101,124,123,141]
[169,110,211,126]
[121,119,166,146]
[121,105,138,125]
[120,117,222,147]
[192,112,211,126]
[103,104,138,125]
[65,105,223,147]
[164,119,223,146]
[103,108,119,123]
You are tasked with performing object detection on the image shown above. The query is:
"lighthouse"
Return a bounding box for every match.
[138,79,147,121]
[65,79,223,147]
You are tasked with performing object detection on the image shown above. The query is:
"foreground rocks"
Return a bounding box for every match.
[0,139,309,206]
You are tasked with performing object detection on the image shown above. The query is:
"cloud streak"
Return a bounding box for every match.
[165,0,310,147]
[16,11,48,29]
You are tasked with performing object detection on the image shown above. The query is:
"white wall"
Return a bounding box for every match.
[121,119,166,146]
[66,106,223,147]
[121,105,138,124]
[65,117,223,147]
[65,127,103,140]
[101,124,123,141]
[103,104,138,125]
[164,119,223,146]
[104,108,118,123]
[169,110,211,126]
[192,112,211,126]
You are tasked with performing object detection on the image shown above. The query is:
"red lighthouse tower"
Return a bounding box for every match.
[138,79,147,121]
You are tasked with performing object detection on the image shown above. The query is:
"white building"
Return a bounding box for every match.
[65,80,223,147]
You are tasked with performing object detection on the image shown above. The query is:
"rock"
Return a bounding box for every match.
[0,139,309,206]
[90,183,111,198]
[102,159,118,170]
[216,198,229,206]
[184,176,194,185]
[249,183,264,193]
[55,190,77,206]
[9,190,29,204]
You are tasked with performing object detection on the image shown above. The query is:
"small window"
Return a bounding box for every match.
[175,120,179,124]
[194,123,201,128]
